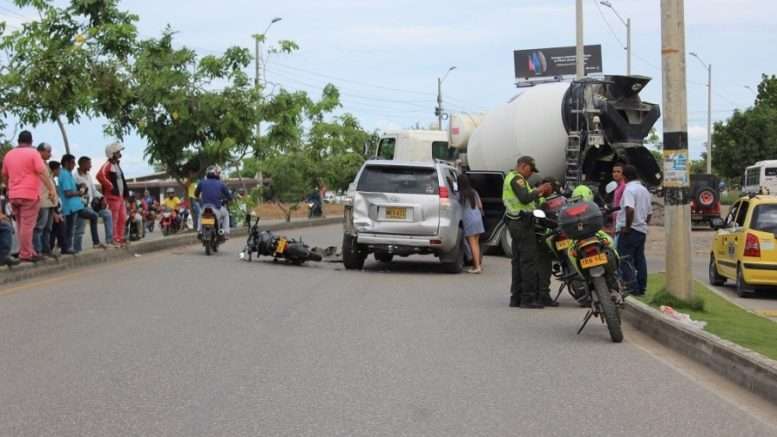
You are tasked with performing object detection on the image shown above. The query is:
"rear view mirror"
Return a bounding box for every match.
[533,209,547,219]
[710,217,724,230]
[605,181,619,194]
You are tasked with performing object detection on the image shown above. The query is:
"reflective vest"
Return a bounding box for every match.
[503,171,534,218]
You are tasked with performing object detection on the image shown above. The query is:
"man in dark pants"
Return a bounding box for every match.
[615,165,652,295]
[503,156,553,308]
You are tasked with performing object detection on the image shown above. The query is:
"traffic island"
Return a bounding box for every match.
[0,217,343,287]
[624,273,777,405]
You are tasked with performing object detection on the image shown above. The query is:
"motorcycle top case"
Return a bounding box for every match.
[558,200,604,240]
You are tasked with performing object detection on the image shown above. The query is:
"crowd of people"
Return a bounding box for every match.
[0,131,132,265]
[0,132,254,268]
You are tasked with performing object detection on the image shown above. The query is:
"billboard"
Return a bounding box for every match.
[514,45,603,80]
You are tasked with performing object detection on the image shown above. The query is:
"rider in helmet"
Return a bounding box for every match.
[571,184,595,203]
[195,165,232,238]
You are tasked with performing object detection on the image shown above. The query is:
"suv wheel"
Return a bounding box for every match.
[342,234,366,270]
[441,230,465,274]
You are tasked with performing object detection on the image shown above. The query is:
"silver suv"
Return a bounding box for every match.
[342,160,465,272]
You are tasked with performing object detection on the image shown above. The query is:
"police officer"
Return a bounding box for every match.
[503,156,553,308]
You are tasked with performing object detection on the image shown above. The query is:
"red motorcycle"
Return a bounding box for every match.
[159,207,181,236]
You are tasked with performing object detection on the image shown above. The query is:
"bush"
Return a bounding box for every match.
[720,190,741,205]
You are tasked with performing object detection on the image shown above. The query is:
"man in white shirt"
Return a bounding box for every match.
[74,156,112,248]
[615,164,652,295]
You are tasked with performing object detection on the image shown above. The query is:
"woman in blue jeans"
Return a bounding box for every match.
[459,174,485,274]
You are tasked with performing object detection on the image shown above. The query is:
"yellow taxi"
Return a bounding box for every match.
[709,195,777,296]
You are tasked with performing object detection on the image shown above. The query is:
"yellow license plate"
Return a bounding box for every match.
[201,218,216,226]
[385,207,407,220]
[275,238,288,254]
[555,239,571,251]
[580,253,608,269]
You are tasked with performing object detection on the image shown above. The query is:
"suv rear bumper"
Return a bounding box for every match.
[356,232,456,253]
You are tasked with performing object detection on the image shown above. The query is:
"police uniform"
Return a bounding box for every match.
[503,167,544,308]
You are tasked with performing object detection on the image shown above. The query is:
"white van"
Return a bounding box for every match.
[375,130,456,162]
[743,160,777,195]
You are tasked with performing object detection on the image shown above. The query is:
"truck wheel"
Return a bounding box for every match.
[500,227,513,257]
[342,234,366,270]
[708,254,725,286]
[442,231,465,274]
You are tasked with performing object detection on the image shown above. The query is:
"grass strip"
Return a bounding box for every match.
[639,273,777,361]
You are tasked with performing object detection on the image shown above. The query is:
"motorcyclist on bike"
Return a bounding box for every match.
[195,165,232,238]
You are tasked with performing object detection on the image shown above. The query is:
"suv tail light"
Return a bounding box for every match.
[744,233,761,258]
[439,186,449,199]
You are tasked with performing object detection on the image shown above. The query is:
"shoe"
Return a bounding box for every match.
[96,243,107,250]
[509,296,521,308]
[5,257,20,267]
[541,296,560,307]
[520,301,545,309]
[21,255,45,263]
[60,250,76,255]
[467,267,482,274]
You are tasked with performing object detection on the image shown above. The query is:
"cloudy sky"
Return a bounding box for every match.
[1,0,775,176]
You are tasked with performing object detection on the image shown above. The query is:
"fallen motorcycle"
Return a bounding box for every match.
[240,215,322,265]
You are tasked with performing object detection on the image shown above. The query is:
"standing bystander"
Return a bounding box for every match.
[57,154,83,254]
[97,143,128,246]
[0,131,57,262]
[615,165,652,296]
[33,143,56,257]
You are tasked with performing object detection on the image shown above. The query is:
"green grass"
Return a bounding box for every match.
[640,274,777,361]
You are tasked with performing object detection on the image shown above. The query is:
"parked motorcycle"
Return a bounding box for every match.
[144,207,157,233]
[198,204,225,256]
[240,215,322,265]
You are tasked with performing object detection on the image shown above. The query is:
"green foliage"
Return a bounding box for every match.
[712,74,777,179]
[0,0,138,151]
[647,289,705,312]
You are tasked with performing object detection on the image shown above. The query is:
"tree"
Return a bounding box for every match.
[755,74,777,110]
[0,0,138,154]
[107,30,260,182]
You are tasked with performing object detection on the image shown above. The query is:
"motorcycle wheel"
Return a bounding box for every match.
[212,241,219,253]
[592,276,623,343]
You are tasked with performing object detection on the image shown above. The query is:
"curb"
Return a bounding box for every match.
[0,217,343,287]
[624,298,777,405]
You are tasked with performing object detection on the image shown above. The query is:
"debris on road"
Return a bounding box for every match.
[660,305,707,330]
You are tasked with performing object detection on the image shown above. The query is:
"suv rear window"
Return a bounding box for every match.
[357,166,439,195]
[751,204,777,233]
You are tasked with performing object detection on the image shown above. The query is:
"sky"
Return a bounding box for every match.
[1,0,775,177]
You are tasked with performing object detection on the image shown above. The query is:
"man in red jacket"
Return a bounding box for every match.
[97,143,128,246]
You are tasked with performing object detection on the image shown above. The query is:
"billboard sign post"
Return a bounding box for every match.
[514,45,603,81]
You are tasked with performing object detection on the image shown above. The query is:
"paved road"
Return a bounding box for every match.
[2,225,776,436]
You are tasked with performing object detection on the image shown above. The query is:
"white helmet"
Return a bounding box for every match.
[105,143,124,159]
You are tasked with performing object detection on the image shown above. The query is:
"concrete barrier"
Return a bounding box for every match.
[624,298,777,405]
[0,217,343,287]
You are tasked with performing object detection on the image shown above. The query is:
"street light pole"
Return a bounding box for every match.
[600,1,632,76]
[662,0,694,300]
[576,0,585,79]
[436,66,456,131]
[690,52,712,174]
[254,17,282,140]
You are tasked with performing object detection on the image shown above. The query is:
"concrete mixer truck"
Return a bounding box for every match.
[373,75,662,254]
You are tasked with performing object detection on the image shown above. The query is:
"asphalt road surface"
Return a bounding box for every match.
[2,224,776,436]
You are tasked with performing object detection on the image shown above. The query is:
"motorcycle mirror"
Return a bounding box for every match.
[605,181,619,194]
[533,209,547,219]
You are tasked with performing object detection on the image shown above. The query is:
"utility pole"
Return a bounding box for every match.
[436,66,456,131]
[576,0,585,79]
[600,1,632,76]
[254,17,282,140]
[661,0,693,300]
[690,52,712,174]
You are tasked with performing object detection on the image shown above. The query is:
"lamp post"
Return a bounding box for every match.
[690,52,712,174]
[600,1,631,75]
[576,0,584,79]
[436,66,456,130]
[253,17,282,197]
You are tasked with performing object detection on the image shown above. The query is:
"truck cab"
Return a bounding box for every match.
[376,130,457,163]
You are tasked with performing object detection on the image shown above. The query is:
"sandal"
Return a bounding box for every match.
[467,268,482,274]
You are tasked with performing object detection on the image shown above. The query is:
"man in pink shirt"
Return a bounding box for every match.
[1,131,57,262]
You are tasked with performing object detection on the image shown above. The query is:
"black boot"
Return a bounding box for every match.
[509,295,521,308]
[520,295,544,309]
[540,294,560,307]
